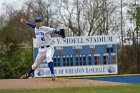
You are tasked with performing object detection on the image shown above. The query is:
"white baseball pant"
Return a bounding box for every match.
[32,46,54,70]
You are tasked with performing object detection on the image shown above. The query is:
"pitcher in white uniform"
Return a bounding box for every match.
[20,17,65,80]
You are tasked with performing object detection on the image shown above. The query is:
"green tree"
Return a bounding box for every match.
[118,1,140,74]
[0,43,33,79]
[0,9,34,79]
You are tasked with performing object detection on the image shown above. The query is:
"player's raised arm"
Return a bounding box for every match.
[27,22,36,29]
[20,18,36,29]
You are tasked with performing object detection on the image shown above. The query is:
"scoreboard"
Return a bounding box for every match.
[33,35,118,77]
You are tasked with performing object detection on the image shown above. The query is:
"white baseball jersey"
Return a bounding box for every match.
[35,26,54,47]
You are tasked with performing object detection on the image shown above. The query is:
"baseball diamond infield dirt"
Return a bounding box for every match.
[0,78,128,90]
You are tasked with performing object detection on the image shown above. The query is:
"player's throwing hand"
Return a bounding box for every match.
[20,18,28,24]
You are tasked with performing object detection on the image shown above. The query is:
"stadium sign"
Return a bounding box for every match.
[33,35,118,77]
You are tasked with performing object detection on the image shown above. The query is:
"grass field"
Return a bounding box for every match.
[0,84,140,93]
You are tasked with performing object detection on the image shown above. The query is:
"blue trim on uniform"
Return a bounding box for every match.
[48,62,54,74]
[53,29,60,34]
[27,22,36,29]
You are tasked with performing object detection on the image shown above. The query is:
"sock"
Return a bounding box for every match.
[48,62,54,75]
[27,67,35,75]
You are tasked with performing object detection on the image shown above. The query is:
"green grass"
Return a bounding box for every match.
[0,84,140,93]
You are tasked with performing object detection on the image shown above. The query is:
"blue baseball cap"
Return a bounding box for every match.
[34,17,43,22]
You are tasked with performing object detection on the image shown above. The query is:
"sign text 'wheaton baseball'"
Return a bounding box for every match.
[35,65,118,77]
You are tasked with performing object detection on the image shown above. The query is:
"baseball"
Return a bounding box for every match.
[20,18,24,23]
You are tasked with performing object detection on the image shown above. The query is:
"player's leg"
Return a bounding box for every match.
[29,51,46,74]
[46,46,55,80]
[20,51,46,79]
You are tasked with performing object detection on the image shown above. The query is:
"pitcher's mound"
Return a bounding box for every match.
[0,78,128,90]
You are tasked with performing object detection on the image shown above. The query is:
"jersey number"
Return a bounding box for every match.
[41,37,45,41]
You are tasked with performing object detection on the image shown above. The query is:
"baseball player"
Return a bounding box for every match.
[20,17,65,81]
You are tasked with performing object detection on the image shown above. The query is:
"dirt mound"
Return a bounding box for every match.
[0,78,128,90]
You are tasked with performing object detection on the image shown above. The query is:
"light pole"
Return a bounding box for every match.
[120,0,124,66]
[121,0,123,46]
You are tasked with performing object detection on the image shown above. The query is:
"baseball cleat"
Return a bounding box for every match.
[20,74,29,79]
[51,74,56,81]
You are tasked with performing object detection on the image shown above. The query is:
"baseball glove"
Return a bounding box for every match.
[60,29,65,38]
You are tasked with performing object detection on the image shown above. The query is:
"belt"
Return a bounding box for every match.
[40,45,50,48]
